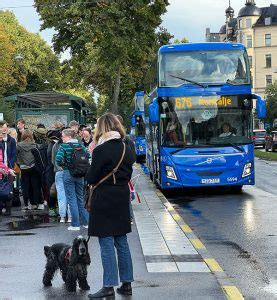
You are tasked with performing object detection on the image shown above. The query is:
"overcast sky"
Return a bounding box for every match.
[0,0,275,46]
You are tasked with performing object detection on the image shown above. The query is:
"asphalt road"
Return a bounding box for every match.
[166,158,277,299]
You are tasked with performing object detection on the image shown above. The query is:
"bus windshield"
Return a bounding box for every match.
[159,50,250,87]
[160,96,253,147]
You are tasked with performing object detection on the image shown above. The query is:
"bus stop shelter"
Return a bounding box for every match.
[4,92,90,129]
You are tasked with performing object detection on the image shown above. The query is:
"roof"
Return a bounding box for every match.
[159,42,246,53]
[254,5,277,27]
[4,92,87,108]
[238,2,261,18]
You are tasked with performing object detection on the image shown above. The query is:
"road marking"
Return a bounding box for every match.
[172,214,181,220]
[223,286,244,300]
[181,224,193,233]
[190,239,206,249]
[204,258,224,272]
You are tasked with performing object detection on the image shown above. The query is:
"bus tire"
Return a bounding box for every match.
[233,185,243,193]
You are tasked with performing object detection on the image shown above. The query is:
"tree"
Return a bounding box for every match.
[265,83,277,128]
[0,24,16,96]
[0,11,62,96]
[173,37,189,44]
[35,0,170,114]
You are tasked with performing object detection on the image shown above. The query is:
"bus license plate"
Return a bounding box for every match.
[201,178,220,184]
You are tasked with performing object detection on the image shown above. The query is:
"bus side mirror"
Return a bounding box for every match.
[149,99,159,123]
[252,94,266,119]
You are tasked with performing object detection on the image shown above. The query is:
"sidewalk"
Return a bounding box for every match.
[0,166,227,300]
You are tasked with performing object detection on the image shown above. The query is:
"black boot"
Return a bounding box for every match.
[117,282,132,295]
[3,201,11,216]
[88,287,115,298]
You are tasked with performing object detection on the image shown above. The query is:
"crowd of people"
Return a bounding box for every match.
[0,118,95,221]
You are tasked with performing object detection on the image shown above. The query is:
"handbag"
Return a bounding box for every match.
[0,176,13,201]
[85,142,126,212]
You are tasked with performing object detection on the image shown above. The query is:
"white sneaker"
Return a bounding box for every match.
[60,217,66,223]
[83,225,88,229]
[68,226,80,231]
[37,204,44,210]
[67,218,72,223]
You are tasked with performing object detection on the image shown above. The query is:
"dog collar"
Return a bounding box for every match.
[65,247,72,261]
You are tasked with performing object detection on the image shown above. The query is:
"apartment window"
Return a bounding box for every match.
[265,17,271,26]
[247,35,252,48]
[246,18,252,28]
[239,19,243,29]
[265,54,272,68]
[265,34,271,46]
[249,56,253,68]
[266,75,272,86]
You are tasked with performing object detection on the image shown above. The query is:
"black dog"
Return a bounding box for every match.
[43,236,91,292]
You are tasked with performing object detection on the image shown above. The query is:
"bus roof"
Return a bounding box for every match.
[159,42,246,53]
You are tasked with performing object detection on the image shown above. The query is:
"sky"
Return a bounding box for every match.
[0,0,275,47]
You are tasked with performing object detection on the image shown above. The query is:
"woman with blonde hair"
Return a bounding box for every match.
[86,113,135,299]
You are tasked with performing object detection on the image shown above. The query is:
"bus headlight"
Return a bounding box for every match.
[165,166,177,180]
[242,163,252,177]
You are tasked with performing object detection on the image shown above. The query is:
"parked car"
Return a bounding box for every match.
[253,129,266,148]
[265,131,277,152]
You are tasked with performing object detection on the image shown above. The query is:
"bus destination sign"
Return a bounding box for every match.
[174,96,237,110]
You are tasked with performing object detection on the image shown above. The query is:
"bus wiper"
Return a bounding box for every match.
[170,75,207,88]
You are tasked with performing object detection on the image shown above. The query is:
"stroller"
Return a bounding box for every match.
[0,175,13,216]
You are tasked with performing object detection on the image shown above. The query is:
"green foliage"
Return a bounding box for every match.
[0,98,14,125]
[173,37,189,44]
[265,83,277,128]
[35,0,171,115]
[0,11,62,96]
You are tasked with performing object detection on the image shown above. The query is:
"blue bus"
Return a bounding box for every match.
[130,91,146,162]
[146,42,266,190]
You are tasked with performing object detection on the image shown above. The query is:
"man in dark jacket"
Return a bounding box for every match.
[0,121,17,216]
[0,121,16,168]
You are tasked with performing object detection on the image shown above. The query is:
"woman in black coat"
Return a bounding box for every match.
[86,113,136,299]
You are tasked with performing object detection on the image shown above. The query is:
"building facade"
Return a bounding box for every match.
[206,0,277,100]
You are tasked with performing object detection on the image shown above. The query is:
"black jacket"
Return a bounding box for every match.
[0,135,16,168]
[86,139,135,237]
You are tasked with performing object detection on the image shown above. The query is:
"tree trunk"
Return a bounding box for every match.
[111,69,120,114]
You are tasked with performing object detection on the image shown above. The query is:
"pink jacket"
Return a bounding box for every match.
[0,149,10,180]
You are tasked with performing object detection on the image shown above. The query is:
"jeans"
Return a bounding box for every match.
[99,235,134,287]
[55,171,71,219]
[63,170,88,227]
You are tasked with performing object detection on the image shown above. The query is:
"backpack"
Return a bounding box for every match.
[31,144,47,175]
[68,143,90,177]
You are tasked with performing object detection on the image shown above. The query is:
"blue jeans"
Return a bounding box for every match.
[63,170,88,227]
[55,171,71,219]
[99,235,134,287]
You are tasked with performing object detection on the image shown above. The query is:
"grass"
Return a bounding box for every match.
[255,149,277,161]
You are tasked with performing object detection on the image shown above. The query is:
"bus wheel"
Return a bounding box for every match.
[233,185,243,193]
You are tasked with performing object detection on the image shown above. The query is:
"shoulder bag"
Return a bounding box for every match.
[85,142,126,212]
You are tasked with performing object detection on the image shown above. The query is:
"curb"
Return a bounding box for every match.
[139,166,244,300]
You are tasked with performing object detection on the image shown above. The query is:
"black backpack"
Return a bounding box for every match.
[31,144,47,175]
[68,143,90,177]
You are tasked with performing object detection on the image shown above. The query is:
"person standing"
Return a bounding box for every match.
[56,129,89,231]
[51,130,71,223]
[86,113,135,299]
[16,119,26,143]
[16,130,44,210]
[0,121,17,215]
